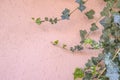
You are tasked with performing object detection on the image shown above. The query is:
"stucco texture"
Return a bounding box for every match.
[0,0,105,80]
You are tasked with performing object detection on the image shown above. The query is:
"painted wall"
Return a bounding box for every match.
[0,0,105,80]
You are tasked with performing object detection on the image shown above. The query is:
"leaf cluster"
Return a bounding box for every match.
[74,0,120,80]
[32,0,120,80]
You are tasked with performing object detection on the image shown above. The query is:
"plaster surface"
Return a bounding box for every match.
[0,0,105,80]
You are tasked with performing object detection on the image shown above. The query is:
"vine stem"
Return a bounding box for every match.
[44,7,79,23]
[112,48,120,60]
[41,0,89,24]
[70,7,78,15]
[85,31,92,38]
[95,16,102,23]
[97,48,120,79]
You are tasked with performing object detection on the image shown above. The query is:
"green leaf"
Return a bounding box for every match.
[70,45,83,52]
[99,17,112,28]
[52,40,59,45]
[91,57,99,65]
[100,7,110,16]
[116,0,120,8]
[90,66,97,75]
[100,35,109,44]
[44,17,48,21]
[61,8,70,20]
[48,18,58,24]
[35,18,42,25]
[75,45,84,51]
[85,59,95,67]
[90,23,99,31]
[76,0,86,12]
[80,30,87,41]
[98,53,105,61]
[78,4,86,12]
[75,0,84,4]
[115,30,120,39]
[53,18,58,24]
[91,41,100,49]
[83,72,92,80]
[62,44,67,48]
[74,68,84,80]
[84,38,93,45]
[70,47,75,52]
[85,9,95,19]
[106,0,114,9]
[49,18,54,24]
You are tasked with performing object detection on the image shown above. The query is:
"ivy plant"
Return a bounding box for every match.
[32,0,120,80]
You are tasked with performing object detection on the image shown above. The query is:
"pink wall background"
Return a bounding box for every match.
[0,0,105,80]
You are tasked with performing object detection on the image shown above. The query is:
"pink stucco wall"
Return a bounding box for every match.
[0,0,105,80]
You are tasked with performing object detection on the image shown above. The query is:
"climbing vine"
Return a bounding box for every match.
[32,0,120,80]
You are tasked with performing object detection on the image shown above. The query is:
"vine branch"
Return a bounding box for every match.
[97,48,120,79]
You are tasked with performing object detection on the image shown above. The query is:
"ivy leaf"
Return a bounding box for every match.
[115,30,120,39]
[52,40,59,45]
[91,41,100,49]
[104,53,120,80]
[74,68,84,80]
[85,59,95,67]
[90,66,97,75]
[99,17,112,28]
[106,0,114,9]
[75,0,84,4]
[84,38,93,45]
[54,18,58,24]
[70,45,83,52]
[75,45,84,51]
[85,9,95,19]
[90,23,99,31]
[98,53,105,61]
[83,72,92,80]
[75,0,86,12]
[48,18,58,24]
[80,30,87,42]
[91,57,99,65]
[70,47,75,52]
[78,4,86,12]
[62,44,67,48]
[116,0,120,8]
[100,7,110,16]
[49,18,54,24]
[61,8,70,20]
[44,17,48,21]
[35,18,42,25]
[100,35,110,46]
[85,55,103,67]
